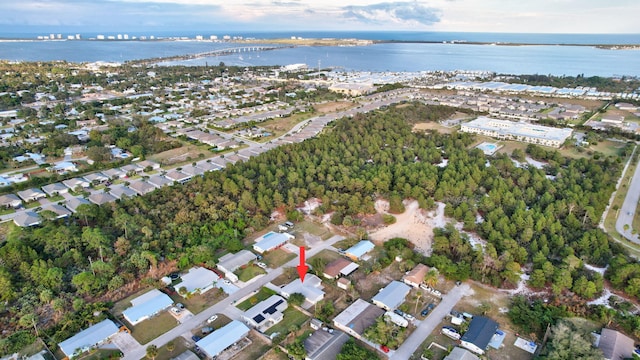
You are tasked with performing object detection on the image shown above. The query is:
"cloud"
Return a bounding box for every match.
[343,1,441,26]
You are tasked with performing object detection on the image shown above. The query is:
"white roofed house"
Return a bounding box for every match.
[122,289,173,326]
[62,177,91,191]
[344,240,375,261]
[83,172,110,185]
[196,320,250,359]
[17,188,47,202]
[165,170,192,184]
[102,168,127,180]
[333,299,385,340]
[42,182,69,196]
[217,250,257,282]
[13,211,41,227]
[58,319,120,359]
[253,231,295,254]
[137,160,160,171]
[65,197,91,213]
[280,274,325,306]
[175,267,219,297]
[371,281,411,311]
[243,295,288,332]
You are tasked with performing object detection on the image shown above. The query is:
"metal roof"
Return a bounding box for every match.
[196,320,250,358]
[122,289,173,325]
[177,267,219,295]
[371,281,411,310]
[58,319,119,358]
[253,232,293,253]
[345,240,375,259]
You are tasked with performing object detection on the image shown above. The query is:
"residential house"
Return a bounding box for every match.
[52,161,78,174]
[333,299,384,340]
[176,267,219,297]
[39,204,72,219]
[443,347,480,360]
[17,188,47,203]
[65,197,91,213]
[13,211,41,227]
[0,193,22,208]
[217,250,257,282]
[304,330,350,360]
[323,258,359,279]
[460,316,499,355]
[83,172,110,185]
[403,264,429,288]
[196,321,250,359]
[128,181,156,195]
[598,328,635,360]
[164,170,191,184]
[58,319,119,359]
[109,184,138,199]
[253,231,295,254]
[122,289,173,326]
[371,281,411,311]
[345,240,375,261]
[137,160,161,171]
[42,182,69,196]
[243,295,288,332]
[89,192,117,205]
[280,274,325,305]
[62,178,91,191]
[102,168,126,180]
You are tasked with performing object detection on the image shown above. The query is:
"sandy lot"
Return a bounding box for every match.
[369,200,447,255]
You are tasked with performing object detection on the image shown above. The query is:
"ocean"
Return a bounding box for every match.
[1,31,639,77]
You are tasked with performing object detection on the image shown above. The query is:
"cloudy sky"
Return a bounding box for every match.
[1,0,638,34]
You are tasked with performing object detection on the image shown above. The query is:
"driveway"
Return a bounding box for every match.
[390,283,470,359]
[110,331,140,354]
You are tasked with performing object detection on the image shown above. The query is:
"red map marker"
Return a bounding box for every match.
[296,247,308,283]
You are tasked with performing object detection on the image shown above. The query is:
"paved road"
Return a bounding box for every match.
[390,283,470,359]
[122,235,344,360]
[616,152,640,244]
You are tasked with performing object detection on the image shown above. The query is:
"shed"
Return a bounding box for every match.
[122,289,173,326]
[58,319,119,359]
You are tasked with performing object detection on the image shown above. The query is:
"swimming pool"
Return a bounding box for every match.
[476,142,500,155]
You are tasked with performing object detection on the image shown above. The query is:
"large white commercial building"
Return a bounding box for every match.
[460,117,572,148]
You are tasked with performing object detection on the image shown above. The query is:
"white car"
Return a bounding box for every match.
[170,307,181,314]
[207,315,218,324]
[257,262,267,269]
[403,313,415,322]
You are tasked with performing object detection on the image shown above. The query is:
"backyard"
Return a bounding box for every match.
[264,307,309,336]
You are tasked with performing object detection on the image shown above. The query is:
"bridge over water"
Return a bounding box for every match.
[131,45,294,65]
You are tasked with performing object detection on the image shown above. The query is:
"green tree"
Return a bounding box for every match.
[543,320,603,360]
[338,338,380,360]
[146,345,158,360]
[285,338,306,360]
[288,293,305,306]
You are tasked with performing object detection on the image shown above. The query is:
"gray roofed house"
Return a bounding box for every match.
[281,274,325,305]
[83,172,109,184]
[121,164,143,174]
[13,211,41,227]
[164,170,191,184]
[62,178,91,190]
[217,250,257,275]
[89,192,117,205]
[17,188,47,202]
[371,281,411,311]
[0,193,22,208]
[65,197,91,212]
[460,316,499,355]
[102,168,126,179]
[109,184,137,199]
[58,319,119,359]
[179,164,205,177]
[39,204,72,219]
[42,182,69,196]
[128,181,156,195]
[243,295,288,332]
[137,160,161,171]
[147,174,173,188]
[304,330,350,360]
[333,299,384,340]
[443,347,480,360]
[196,161,221,172]
[598,328,635,360]
[170,350,199,360]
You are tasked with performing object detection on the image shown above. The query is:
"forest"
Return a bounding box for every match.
[0,102,638,352]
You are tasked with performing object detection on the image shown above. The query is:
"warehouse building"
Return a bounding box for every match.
[460,117,572,148]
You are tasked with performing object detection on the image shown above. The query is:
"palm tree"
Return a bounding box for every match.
[424,269,439,288]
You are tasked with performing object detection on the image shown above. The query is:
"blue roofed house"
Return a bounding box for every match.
[196,320,250,359]
[253,231,295,254]
[371,281,411,311]
[58,319,119,359]
[345,240,375,261]
[460,316,499,355]
[122,289,173,326]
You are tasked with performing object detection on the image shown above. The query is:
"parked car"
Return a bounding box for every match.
[176,303,185,309]
[380,345,390,353]
[191,335,202,342]
[169,273,180,280]
[207,315,218,324]
[419,284,430,291]
[201,326,214,335]
[256,262,267,269]
[170,307,181,315]
[403,313,415,321]
[393,309,404,316]
[421,303,435,316]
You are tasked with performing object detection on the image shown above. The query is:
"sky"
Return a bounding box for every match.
[1,0,639,34]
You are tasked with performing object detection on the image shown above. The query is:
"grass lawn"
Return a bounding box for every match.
[0,207,15,215]
[130,312,178,344]
[236,287,277,311]
[333,238,360,251]
[167,287,227,314]
[260,113,315,140]
[148,143,214,166]
[78,349,123,360]
[263,249,296,268]
[295,220,333,240]
[47,194,65,202]
[24,201,41,209]
[308,249,342,265]
[156,336,189,360]
[234,331,272,360]
[236,264,266,282]
[264,307,309,336]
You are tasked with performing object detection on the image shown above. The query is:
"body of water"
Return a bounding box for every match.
[1,31,639,77]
